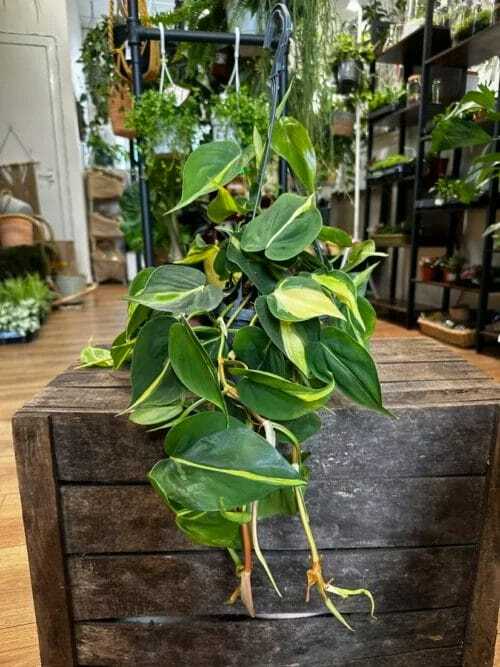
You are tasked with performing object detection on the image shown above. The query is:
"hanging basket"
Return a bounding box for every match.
[0,214,35,247]
[108,83,136,139]
[109,1,161,83]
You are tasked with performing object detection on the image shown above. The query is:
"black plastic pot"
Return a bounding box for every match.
[336,60,360,94]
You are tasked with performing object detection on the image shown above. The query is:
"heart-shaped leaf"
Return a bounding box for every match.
[241,193,322,261]
[230,367,334,420]
[169,142,250,213]
[268,276,344,322]
[150,425,305,511]
[343,240,386,272]
[165,412,241,456]
[207,187,246,223]
[175,509,242,548]
[227,237,277,295]
[79,346,113,368]
[130,315,183,410]
[233,326,287,375]
[307,326,387,414]
[312,271,363,329]
[128,265,223,315]
[318,226,352,247]
[169,321,226,414]
[272,117,317,194]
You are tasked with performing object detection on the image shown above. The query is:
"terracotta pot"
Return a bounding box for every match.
[0,214,34,247]
[420,265,435,281]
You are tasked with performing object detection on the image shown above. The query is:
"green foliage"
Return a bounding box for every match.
[369,153,414,172]
[80,112,387,625]
[367,85,406,112]
[430,85,500,202]
[78,18,115,128]
[0,273,54,335]
[212,87,269,147]
[331,32,375,68]
[126,90,200,159]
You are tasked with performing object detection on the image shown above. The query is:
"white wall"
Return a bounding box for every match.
[0,0,91,279]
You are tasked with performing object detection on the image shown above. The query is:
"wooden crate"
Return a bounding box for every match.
[12,338,500,666]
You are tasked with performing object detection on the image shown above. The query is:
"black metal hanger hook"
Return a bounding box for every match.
[264,3,293,78]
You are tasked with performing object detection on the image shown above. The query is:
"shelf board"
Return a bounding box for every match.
[378,25,451,66]
[413,279,500,294]
[370,297,436,315]
[426,21,500,68]
[415,196,494,211]
[367,164,415,184]
[370,103,443,131]
[368,102,405,124]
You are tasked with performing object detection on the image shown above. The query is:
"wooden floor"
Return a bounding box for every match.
[0,285,498,666]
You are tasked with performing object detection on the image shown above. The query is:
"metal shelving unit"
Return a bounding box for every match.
[365,4,500,350]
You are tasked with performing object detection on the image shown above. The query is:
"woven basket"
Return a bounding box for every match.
[92,256,127,284]
[418,317,476,348]
[0,214,35,247]
[108,84,136,139]
[90,213,123,239]
[87,169,125,200]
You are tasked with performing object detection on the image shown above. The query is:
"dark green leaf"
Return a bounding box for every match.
[165,412,242,456]
[307,326,387,414]
[169,321,226,414]
[149,426,305,511]
[226,237,277,295]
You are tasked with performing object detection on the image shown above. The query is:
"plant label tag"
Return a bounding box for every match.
[124,40,131,61]
[164,84,191,107]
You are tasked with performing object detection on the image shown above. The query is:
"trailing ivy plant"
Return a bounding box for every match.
[81,112,387,627]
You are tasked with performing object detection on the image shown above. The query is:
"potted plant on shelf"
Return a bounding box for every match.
[419,256,441,282]
[431,176,480,205]
[331,32,374,94]
[82,112,388,624]
[442,255,466,283]
[367,85,406,114]
[368,153,415,178]
[126,89,200,158]
[371,223,411,247]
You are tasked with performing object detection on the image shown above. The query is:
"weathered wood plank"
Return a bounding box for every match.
[332,647,464,666]
[68,546,474,620]
[378,361,485,382]
[11,414,76,667]
[75,608,466,666]
[54,404,494,483]
[463,423,500,666]
[61,477,484,553]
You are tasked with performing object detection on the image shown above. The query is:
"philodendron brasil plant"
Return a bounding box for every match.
[81,112,388,628]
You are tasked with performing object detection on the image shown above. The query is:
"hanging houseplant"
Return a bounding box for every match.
[82,110,389,626]
[331,32,374,94]
[126,89,200,158]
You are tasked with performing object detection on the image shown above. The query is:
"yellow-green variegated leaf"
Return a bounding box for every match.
[241,193,322,261]
[230,367,335,420]
[207,187,246,223]
[267,276,345,322]
[280,321,308,376]
[271,117,316,194]
[127,265,223,316]
[175,235,218,265]
[169,142,252,213]
[79,345,113,368]
[312,271,364,330]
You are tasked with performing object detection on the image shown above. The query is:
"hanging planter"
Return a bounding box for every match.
[336,60,360,93]
[331,110,355,137]
[211,48,233,84]
[0,214,35,247]
[225,1,264,57]
[108,83,136,139]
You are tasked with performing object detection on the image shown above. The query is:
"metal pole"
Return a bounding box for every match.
[127,0,155,267]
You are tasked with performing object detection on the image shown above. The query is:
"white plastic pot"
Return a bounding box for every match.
[226,1,264,56]
[211,114,238,144]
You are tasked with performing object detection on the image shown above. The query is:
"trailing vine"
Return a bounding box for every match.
[82,109,387,626]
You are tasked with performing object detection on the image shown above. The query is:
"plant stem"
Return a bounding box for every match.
[240,521,255,617]
[226,292,252,328]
